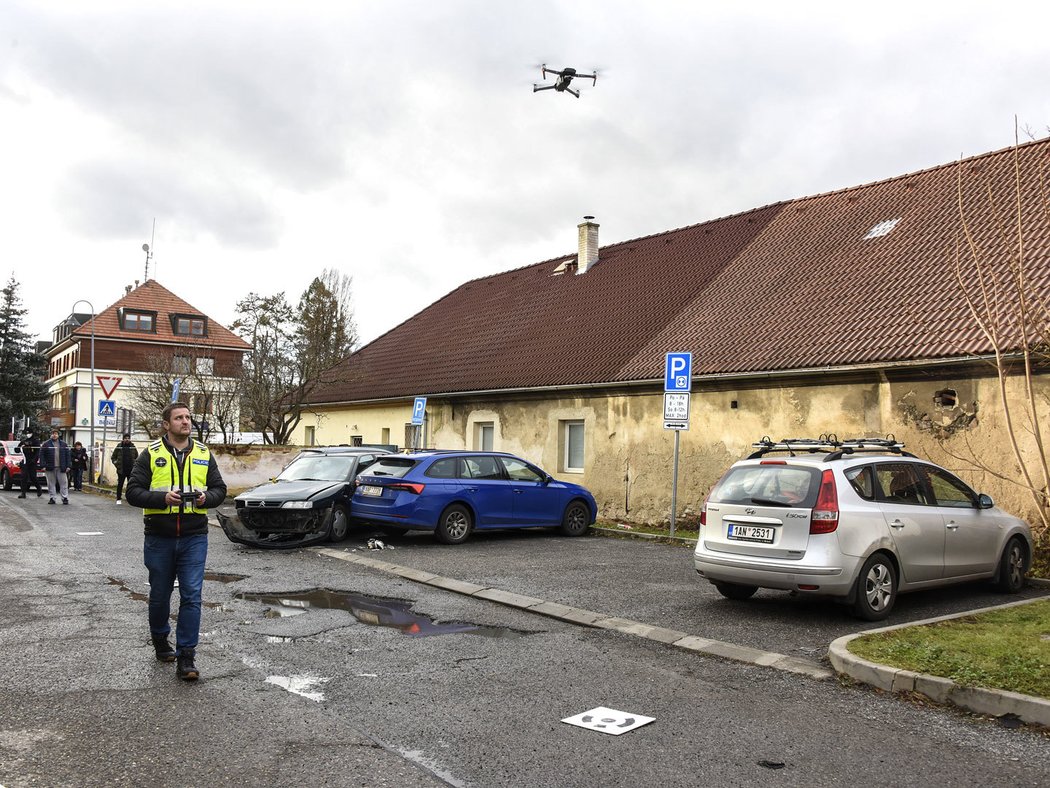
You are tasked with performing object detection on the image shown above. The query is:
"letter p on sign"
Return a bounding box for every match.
[664,352,692,392]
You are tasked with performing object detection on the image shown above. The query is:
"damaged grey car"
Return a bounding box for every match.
[217,447,388,549]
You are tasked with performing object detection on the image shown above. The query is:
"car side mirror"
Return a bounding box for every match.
[977,493,994,509]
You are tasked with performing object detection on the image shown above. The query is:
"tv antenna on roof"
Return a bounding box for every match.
[142,218,156,280]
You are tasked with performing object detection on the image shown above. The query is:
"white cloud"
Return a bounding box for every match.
[1,0,1049,346]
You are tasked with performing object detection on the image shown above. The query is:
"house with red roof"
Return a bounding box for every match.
[297,139,1050,523]
[44,280,250,464]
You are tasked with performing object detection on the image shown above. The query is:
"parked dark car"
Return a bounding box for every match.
[351,450,598,545]
[0,441,46,490]
[216,446,388,549]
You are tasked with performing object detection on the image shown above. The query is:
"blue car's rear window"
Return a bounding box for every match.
[362,457,416,479]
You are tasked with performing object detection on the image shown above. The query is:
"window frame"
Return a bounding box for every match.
[563,420,585,474]
[120,308,157,333]
[171,313,208,337]
[474,421,494,451]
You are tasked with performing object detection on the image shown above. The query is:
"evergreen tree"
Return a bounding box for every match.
[295,269,358,382]
[0,275,48,434]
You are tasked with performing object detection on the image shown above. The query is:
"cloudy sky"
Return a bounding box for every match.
[3,0,1049,347]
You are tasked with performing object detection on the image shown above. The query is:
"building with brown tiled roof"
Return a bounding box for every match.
[298,139,1050,523]
[44,280,250,475]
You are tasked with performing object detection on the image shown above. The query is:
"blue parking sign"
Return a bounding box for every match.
[664,352,692,392]
[411,397,427,426]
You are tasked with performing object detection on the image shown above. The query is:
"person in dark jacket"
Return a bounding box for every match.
[126,401,226,681]
[70,441,89,491]
[111,433,138,504]
[16,431,43,498]
[39,429,71,504]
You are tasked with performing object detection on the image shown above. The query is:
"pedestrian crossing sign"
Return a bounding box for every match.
[98,400,116,417]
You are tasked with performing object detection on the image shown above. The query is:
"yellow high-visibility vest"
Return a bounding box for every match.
[142,439,211,516]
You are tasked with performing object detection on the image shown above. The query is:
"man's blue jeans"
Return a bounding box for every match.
[143,534,208,653]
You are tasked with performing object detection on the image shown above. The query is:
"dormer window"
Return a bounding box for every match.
[171,314,207,337]
[120,309,156,333]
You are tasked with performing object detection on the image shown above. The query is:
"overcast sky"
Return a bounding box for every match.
[3,0,1049,348]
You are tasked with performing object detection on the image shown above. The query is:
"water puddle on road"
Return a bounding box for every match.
[236,588,522,639]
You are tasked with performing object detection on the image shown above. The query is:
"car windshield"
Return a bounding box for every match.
[277,455,355,483]
[709,464,821,508]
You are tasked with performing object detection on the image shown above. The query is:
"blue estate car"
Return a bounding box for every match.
[351,451,598,544]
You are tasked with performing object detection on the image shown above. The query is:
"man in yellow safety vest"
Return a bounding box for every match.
[126,401,226,681]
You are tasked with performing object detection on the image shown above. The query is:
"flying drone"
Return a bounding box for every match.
[532,64,598,98]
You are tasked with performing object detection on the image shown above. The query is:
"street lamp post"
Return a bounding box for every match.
[72,299,95,483]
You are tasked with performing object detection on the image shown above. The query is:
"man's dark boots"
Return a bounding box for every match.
[152,635,176,662]
[176,650,199,681]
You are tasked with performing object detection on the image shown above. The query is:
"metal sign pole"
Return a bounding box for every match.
[670,430,680,538]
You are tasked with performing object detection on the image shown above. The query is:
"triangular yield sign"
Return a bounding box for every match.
[96,376,122,399]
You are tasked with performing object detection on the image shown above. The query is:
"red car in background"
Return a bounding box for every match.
[0,441,46,491]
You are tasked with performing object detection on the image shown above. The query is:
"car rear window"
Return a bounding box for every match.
[709,464,821,508]
[362,457,417,479]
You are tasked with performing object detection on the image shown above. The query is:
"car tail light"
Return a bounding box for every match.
[760,460,786,465]
[390,482,425,495]
[810,469,839,534]
[700,500,707,527]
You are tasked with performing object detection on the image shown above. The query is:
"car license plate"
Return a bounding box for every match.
[359,485,383,497]
[727,524,775,543]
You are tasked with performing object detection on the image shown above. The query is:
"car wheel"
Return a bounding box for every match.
[559,500,591,536]
[1,469,10,491]
[713,581,758,600]
[327,505,350,543]
[851,553,897,621]
[435,504,473,545]
[994,537,1027,593]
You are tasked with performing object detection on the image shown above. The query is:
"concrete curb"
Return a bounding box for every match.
[592,526,696,546]
[311,546,834,681]
[829,595,1050,726]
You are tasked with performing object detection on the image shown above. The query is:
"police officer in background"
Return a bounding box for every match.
[126,401,226,681]
[16,430,43,498]
[111,432,138,505]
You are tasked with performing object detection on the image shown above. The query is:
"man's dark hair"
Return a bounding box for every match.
[122,433,131,439]
[162,401,191,423]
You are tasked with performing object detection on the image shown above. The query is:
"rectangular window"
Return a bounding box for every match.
[123,311,155,332]
[381,428,390,446]
[191,393,212,415]
[304,426,316,446]
[351,435,363,447]
[196,357,214,375]
[474,422,494,451]
[563,420,585,473]
[173,315,207,336]
[172,355,191,375]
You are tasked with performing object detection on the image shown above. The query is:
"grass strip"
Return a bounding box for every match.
[848,599,1050,698]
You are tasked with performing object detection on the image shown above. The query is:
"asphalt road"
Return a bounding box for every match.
[1,490,1048,787]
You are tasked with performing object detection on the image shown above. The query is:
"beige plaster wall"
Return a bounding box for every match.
[297,403,417,448]
[301,371,1049,526]
[210,446,300,492]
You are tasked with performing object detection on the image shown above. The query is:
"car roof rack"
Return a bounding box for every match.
[747,434,915,461]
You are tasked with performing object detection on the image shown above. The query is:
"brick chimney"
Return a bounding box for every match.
[576,216,599,274]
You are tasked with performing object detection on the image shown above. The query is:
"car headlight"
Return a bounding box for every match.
[281,501,314,509]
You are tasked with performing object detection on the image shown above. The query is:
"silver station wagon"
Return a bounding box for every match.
[693,437,1033,620]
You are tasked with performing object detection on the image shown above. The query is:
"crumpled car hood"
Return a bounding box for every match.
[237,480,344,503]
